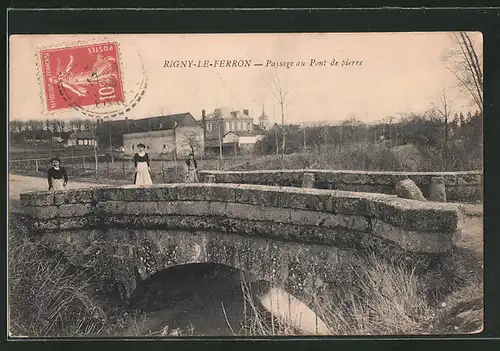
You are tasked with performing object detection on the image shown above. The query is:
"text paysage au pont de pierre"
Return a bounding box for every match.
[163,58,363,68]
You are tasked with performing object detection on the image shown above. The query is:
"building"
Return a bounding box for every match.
[63,131,96,147]
[203,106,267,156]
[123,112,204,158]
[203,107,255,138]
[258,106,270,130]
[222,130,266,155]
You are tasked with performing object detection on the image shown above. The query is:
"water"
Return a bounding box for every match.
[121,263,330,336]
[124,264,260,336]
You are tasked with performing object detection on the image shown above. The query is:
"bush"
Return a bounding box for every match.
[235,249,482,336]
[8,215,106,337]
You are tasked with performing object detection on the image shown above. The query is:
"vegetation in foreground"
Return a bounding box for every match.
[8,207,483,337]
[234,248,483,336]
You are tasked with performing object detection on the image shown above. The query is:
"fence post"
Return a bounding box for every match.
[82,156,85,173]
[162,162,165,183]
[107,160,110,179]
[72,156,75,177]
[35,159,39,172]
[122,161,126,179]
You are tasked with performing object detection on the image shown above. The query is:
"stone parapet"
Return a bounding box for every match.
[198,170,483,202]
[21,183,464,254]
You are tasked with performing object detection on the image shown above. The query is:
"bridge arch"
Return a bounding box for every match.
[20,183,465,305]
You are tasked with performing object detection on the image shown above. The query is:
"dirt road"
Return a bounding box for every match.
[8,174,113,200]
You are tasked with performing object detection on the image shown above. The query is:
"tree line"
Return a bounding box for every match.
[255,109,483,158]
[9,118,98,135]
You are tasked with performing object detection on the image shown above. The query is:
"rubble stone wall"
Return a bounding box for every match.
[20,184,465,303]
[198,170,483,202]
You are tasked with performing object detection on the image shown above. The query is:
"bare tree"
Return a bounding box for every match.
[435,89,453,146]
[83,119,96,131]
[69,118,84,131]
[444,32,483,114]
[181,131,203,156]
[266,70,289,164]
[434,89,454,171]
[31,120,44,131]
[9,120,23,134]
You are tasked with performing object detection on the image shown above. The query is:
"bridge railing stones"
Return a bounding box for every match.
[198,169,483,203]
[21,183,465,254]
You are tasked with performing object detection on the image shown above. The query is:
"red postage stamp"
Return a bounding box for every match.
[39,42,124,111]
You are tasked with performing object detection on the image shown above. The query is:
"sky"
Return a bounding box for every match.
[9,32,482,125]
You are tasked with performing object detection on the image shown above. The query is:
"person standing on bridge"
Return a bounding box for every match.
[47,157,68,191]
[185,153,199,183]
[133,143,153,186]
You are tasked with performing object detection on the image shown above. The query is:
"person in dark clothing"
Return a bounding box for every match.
[132,143,152,186]
[185,153,199,183]
[47,157,68,191]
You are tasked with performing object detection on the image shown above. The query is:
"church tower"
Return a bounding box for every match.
[258,105,269,130]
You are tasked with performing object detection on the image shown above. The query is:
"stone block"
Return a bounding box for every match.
[125,201,158,215]
[331,195,369,215]
[369,198,465,232]
[371,218,454,253]
[395,179,427,201]
[205,174,216,183]
[314,171,341,189]
[171,201,210,216]
[157,202,175,215]
[290,209,369,231]
[93,187,122,202]
[234,185,281,208]
[277,188,333,212]
[280,171,302,187]
[20,191,54,207]
[225,203,264,221]
[339,172,371,185]
[302,173,315,188]
[443,174,458,186]
[25,205,58,220]
[96,201,128,215]
[32,219,59,232]
[205,185,237,203]
[457,173,483,185]
[446,185,482,202]
[348,184,380,194]
[208,201,228,216]
[400,230,454,253]
[59,216,89,230]
[371,173,396,185]
[54,188,94,205]
[59,203,92,218]
[262,206,292,224]
[429,176,447,202]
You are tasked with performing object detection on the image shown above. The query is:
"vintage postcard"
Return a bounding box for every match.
[8,33,483,338]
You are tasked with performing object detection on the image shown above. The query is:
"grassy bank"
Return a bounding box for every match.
[234,245,483,336]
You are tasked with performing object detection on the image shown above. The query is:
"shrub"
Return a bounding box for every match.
[8,215,106,337]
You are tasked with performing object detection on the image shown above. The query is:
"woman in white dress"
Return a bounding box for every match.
[132,143,153,186]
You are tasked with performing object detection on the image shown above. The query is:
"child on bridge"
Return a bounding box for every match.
[185,153,199,183]
[47,157,68,191]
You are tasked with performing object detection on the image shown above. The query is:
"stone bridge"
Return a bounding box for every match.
[20,183,465,305]
[199,170,483,202]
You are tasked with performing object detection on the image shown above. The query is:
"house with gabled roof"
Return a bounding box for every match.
[122,112,204,158]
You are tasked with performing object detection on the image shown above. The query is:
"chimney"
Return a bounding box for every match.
[243,109,249,116]
[201,109,207,141]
